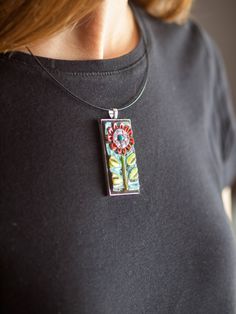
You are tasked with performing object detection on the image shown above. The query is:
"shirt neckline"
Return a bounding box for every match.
[1,1,147,74]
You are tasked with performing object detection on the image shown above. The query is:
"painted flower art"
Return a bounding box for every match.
[100,119,140,195]
[105,122,135,155]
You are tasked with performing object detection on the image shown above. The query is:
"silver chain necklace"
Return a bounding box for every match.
[25,2,150,197]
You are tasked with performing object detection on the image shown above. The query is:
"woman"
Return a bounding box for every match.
[0,0,236,313]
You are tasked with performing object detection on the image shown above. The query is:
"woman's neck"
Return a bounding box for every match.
[19,0,140,60]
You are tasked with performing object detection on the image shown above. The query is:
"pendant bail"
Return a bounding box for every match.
[108,108,118,119]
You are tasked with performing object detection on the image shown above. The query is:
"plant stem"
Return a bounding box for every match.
[121,155,128,191]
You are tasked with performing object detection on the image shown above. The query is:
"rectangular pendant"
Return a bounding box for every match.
[98,118,140,196]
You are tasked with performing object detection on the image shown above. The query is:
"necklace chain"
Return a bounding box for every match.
[25,2,150,117]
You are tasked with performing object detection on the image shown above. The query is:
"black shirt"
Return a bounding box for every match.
[1,1,236,313]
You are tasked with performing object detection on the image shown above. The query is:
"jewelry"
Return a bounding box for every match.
[25,1,150,197]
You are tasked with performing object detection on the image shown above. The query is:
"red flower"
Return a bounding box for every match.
[105,122,135,155]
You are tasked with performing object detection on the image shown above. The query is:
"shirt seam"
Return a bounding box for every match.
[195,22,224,191]
[0,50,147,77]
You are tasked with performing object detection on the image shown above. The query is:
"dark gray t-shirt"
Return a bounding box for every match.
[1,1,236,313]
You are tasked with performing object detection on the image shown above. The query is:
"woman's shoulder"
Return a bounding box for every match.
[142,6,218,65]
[142,9,228,90]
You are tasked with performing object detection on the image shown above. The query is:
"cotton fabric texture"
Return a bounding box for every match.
[0,1,236,313]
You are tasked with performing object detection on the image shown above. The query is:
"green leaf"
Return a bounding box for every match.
[126,152,136,166]
[109,155,121,169]
[112,173,123,186]
[129,167,139,181]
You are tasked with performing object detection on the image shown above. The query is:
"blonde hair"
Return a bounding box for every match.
[0,0,193,53]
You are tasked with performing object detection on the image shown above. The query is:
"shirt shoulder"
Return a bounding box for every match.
[142,9,236,187]
[139,5,209,52]
[141,9,216,80]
